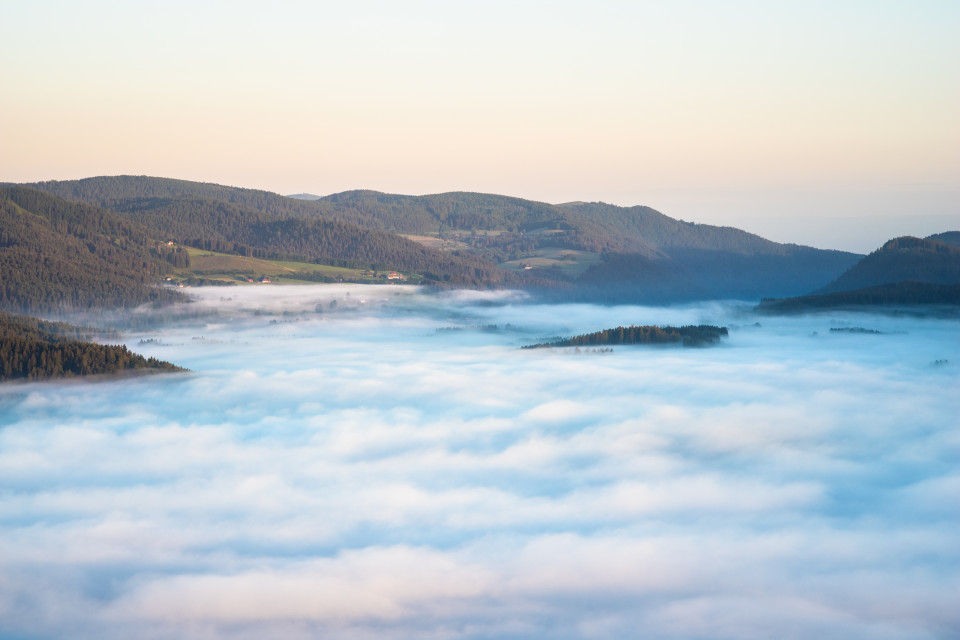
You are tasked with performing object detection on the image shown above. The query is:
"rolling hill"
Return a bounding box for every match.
[18,175,865,301]
[925,231,960,248]
[309,191,863,300]
[756,233,960,313]
[817,236,960,294]
[0,187,182,314]
[19,178,515,289]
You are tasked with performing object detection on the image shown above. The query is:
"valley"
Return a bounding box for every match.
[1,175,958,381]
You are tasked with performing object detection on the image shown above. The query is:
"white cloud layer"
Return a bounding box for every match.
[1,285,958,639]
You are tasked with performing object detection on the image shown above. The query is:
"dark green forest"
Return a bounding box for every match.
[927,231,960,247]
[19,178,516,289]
[104,196,516,287]
[4,175,957,384]
[301,191,863,296]
[6,176,958,312]
[0,312,185,381]
[21,176,864,301]
[524,324,729,349]
[816,236,960,294]
[756,281,960,313]
[23,175,323,219]
[0,187,182,313]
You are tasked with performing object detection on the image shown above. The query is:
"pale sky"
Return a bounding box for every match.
[2,0,957,252]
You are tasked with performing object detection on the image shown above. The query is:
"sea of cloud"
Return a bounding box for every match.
[1,285,958,639]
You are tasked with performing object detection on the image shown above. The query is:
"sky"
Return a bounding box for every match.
[1,286,958,639]
[1,0,958,251]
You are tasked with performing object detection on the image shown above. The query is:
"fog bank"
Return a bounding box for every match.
[1,285,958,639]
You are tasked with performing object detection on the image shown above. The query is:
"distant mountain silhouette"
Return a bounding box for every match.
[309,192,862,300]
[286,193,322,200]
[817,236,960,294]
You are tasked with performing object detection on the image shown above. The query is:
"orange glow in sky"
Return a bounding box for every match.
[2,1,957,251]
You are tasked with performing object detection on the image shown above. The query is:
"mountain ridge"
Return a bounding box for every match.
[11,175,879,302]
[0,186,183,313]
[817,236,960,294]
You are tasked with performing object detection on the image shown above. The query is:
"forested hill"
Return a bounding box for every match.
[311,190,836,257]
[19,175,863,300]
[926,231,960,248]
[88,196,515,287]
[315,190,608,242]
[0,311,185,381]
[524,324,729,349]
[20,178,516,288]
[23,175,323,220]
[332,192,863,295]
[310,192,862,299]
[0,187,182,314]
[22,176,847,257]
[756,281,960,314]
[816,236,960,294]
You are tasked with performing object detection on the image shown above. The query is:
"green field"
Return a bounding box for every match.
[499,248,601,277]
[168,243,597,287]
[169,247,413,285]
[403,232,601,278]
[400,234,471,252]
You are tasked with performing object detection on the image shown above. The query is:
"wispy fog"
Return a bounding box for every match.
[2,285,958,639]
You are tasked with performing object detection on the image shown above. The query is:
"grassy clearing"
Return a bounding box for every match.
[500,249,601,276]
[401,234,471,252]
[172,247,390,285]
[404,231,600,278]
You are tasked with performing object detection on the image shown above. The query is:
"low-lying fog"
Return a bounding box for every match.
[2,285,958,640]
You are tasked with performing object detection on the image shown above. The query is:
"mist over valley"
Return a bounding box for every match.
[1,285,958,639]
[5,3,959,636]
[1,176,958,639]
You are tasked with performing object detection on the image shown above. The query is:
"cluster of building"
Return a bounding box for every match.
[360,271,407,281]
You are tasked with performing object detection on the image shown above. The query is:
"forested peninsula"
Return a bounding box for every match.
[755,282,960,314]
[0,312,186,381]
[524,324,729,349]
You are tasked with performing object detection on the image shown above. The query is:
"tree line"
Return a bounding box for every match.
[0,187,182,313]
[19,175,867,302]
[524,324,729,349]
[0,312,185,381]
[104,196,517,287]
[757,281,960,314]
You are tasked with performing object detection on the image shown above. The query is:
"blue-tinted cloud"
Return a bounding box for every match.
[1,285,958,639]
